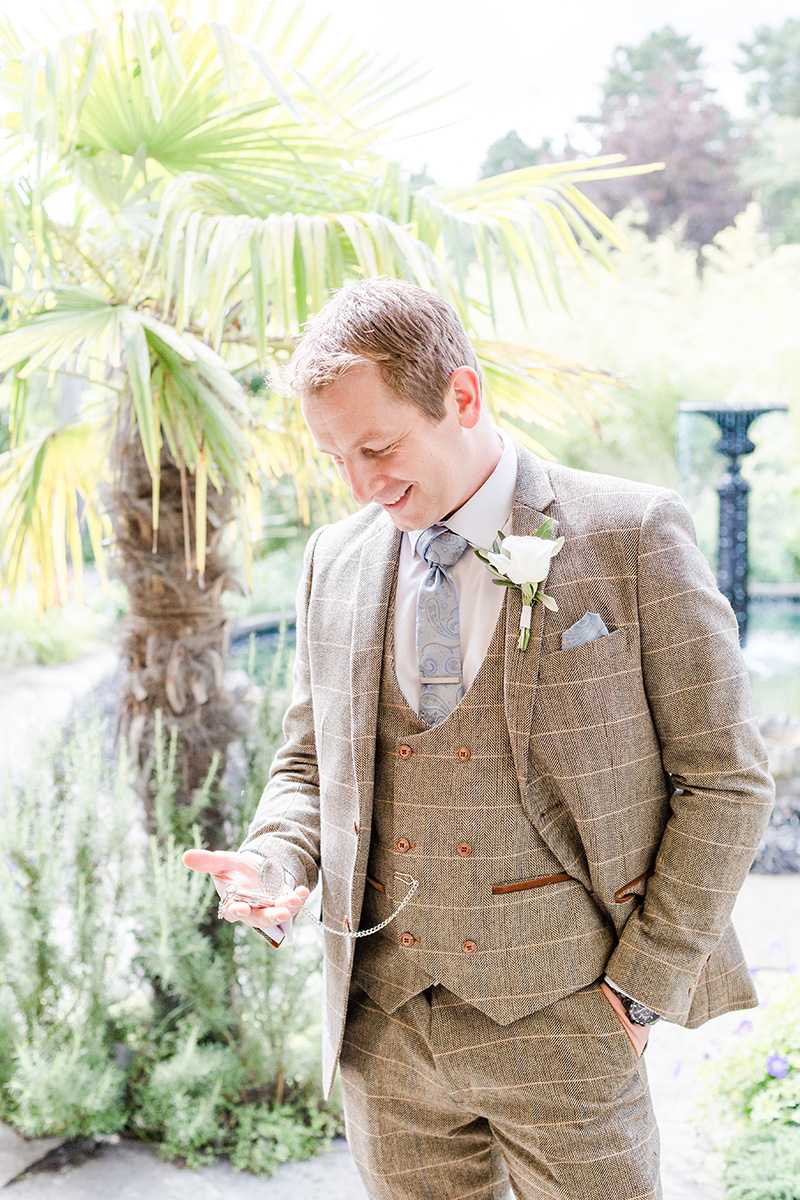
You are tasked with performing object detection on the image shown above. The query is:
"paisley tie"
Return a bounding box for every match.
[416,524,469,726]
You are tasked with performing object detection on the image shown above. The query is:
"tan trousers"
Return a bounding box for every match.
[339,980,661,1200]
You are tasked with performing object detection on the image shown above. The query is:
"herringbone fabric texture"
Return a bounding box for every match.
[241,443,775,1099]
[415,524,469,725]
[352,599,615,1021]
[340,981,661,1200]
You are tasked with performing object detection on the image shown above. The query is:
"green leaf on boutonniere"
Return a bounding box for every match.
[535,591,559,611]
[491,578,517,586]
[534,518,553,538]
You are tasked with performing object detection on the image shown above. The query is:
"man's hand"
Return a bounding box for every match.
[182,848,310,937]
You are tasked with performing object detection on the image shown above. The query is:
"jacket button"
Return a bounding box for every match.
[401,932,416,948]
[462,940,477,955]
[458,843,472,857]
[398,745,413,758]
[396,838,411,853]
[457,747,470,761]
[353,821,359,834]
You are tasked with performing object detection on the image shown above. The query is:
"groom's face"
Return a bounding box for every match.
[302,360,478,532]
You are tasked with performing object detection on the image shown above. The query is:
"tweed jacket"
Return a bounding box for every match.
[242,443,775,1097]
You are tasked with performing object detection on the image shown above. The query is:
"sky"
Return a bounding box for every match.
[17,0,800,186]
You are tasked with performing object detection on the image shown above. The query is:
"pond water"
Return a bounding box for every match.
[230,600,800,719]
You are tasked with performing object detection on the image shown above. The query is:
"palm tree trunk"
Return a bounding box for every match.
[110,398,243,841]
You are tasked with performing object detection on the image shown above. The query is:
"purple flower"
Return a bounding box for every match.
[735,1020,753,1036]
[766,1054,790,1079]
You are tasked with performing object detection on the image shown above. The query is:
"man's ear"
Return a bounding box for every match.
[449,367,482,429]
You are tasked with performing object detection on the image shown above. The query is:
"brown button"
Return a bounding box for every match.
[458,843,472,857]
[343,917,351,932]
[398,745,413,758]
[396,838,411,853]
[400,932,416,948]
[353,821,359,834]
[457,747,470,761]
[462,940,477,955]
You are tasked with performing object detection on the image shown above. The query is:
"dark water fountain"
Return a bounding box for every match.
[677,401,789,646]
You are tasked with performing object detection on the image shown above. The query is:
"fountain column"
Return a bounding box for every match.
[677,402,787,646]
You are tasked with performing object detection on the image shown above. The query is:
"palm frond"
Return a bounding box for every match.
[0,419,111,608]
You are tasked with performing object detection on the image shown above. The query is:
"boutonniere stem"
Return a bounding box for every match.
[474,521,564,650]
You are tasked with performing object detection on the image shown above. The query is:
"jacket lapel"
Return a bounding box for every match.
[349,514,402,838]
[503,444,558,794]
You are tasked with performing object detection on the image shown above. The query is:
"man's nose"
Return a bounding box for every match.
[342,457,382,505]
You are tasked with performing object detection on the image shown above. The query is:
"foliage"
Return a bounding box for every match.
[485,204,800,586]
[0,599,104,669]
[740,117,800,248]
[703,973,800,1130]
[0,644,340,1171]
[721,1126,800,1200]
[0,714,136,1136]
[702,973,800,1198]
[738,20,800,118]
[579,26,750,248]
[231,1103,339,1175]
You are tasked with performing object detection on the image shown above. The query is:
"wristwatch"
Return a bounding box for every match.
[606,981,661,1026]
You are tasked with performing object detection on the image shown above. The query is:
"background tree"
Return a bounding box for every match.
[479,130,556,179]
[738,19,800,118]
[0,3,655,827]
[737,20,800,245]
[579,26,750,249]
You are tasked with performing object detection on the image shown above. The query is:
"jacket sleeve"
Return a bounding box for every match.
[238,528,325,892]
[603,488,774,1022]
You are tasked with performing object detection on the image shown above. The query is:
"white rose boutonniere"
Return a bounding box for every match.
[474,520,564,650]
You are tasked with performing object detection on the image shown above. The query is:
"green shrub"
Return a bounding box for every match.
[722,1126,800,1200]
[704,974,800,1129]
[0,643,342,1171]
[231,1103,339,1175]
[703,973,800,1198]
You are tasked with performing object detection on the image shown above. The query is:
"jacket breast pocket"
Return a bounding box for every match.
[534,626,644,767]
[537,625,631,689]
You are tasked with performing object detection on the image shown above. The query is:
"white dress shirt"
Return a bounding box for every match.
[394,429,517,713]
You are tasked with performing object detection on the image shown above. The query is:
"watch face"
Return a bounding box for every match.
[258,855,286,901]
[628,999,660,1026]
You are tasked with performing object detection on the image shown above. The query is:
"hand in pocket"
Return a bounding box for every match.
[600,981,650,1057]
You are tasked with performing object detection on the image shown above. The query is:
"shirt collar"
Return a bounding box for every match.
[409,428,518,558]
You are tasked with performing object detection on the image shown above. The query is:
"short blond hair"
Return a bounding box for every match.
[283,277,481,422]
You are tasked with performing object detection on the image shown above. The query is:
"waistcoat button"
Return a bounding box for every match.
[401,932,416,948]
[457,843,472,857]
[457,747,470,761]
[462,940,477,955]
[398,745,413,758]
[396,838,411,853]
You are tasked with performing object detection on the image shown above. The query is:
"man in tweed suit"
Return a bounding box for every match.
[186,278,774,1199]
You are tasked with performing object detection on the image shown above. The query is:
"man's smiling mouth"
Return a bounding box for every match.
[382,485,411,508]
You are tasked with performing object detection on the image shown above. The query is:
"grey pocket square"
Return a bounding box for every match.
[561,612,610,650]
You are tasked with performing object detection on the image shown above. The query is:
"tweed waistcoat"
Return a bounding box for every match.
[351,597,618,1025]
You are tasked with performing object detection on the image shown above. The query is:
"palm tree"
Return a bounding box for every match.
[0,2,656,825]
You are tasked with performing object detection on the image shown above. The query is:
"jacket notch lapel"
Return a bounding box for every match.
[503,502,559,793]
[349,517,401,834]
[503,445,559,793]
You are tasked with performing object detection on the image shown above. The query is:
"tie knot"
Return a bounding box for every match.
[417,524,469,569]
